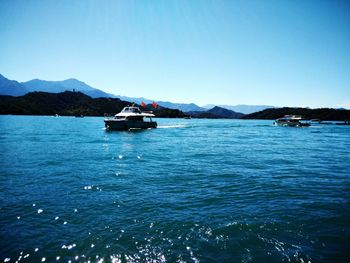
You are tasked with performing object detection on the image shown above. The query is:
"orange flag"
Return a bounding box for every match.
[152,101,157,108]
[141,101,146,108]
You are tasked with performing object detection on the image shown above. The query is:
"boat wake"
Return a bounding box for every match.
[157,124,188,129]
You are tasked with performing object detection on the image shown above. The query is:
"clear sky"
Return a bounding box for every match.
[0,0,349,108]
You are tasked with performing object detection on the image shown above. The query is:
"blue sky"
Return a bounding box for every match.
[0,0,349,108]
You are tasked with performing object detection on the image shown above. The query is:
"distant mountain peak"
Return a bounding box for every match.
[26,78,49,83]
[203,104,274,114]
[188,106,244,119]
[0,74,28,96]
[61,78,86,84]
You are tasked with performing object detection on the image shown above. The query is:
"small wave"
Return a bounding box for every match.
[157,124,187,129]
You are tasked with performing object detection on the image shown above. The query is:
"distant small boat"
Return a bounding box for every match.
[75,115,84,118]
[104,106,157,131]
[273,115,310,127]
[184,116,191,119]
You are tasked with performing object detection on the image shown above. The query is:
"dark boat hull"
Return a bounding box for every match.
[274,121,310,127]
[104,119,157,131]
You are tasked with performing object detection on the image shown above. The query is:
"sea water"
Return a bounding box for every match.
[0,116,349,262]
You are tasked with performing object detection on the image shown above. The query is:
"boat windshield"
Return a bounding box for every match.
[122,107,142,113]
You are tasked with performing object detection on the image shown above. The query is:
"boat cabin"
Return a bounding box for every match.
[121,107,142,114]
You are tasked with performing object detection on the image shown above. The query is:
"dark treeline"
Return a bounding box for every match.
[1,91,350,121]
[0,91,188,118]
[242,107,350,121]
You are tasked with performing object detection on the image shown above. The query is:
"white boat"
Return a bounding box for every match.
[273,115,310,127]
[104,106,157,131]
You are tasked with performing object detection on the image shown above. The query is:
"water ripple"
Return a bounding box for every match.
[0,117,349,262]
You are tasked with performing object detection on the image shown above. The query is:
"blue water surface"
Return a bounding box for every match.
[0,116,349,262]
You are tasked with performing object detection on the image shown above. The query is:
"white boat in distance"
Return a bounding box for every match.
[273,115,310,127]
[104,106,157,131]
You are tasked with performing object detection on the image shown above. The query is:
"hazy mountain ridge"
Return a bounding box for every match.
[187,106,244,119]
[115,96,206,112]
[203,104,274,114]
[0,74,28,96]
[6,74,343,117]
[0,74,204,111]
[21,78,115,98]
[156,101,205,112]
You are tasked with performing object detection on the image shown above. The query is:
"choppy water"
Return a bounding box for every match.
[0,116,349,263]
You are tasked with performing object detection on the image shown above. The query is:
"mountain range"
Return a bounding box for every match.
[203,104,274,114]
[2,90,349,121]
[0,74,272,114]
[187,106,244,119]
